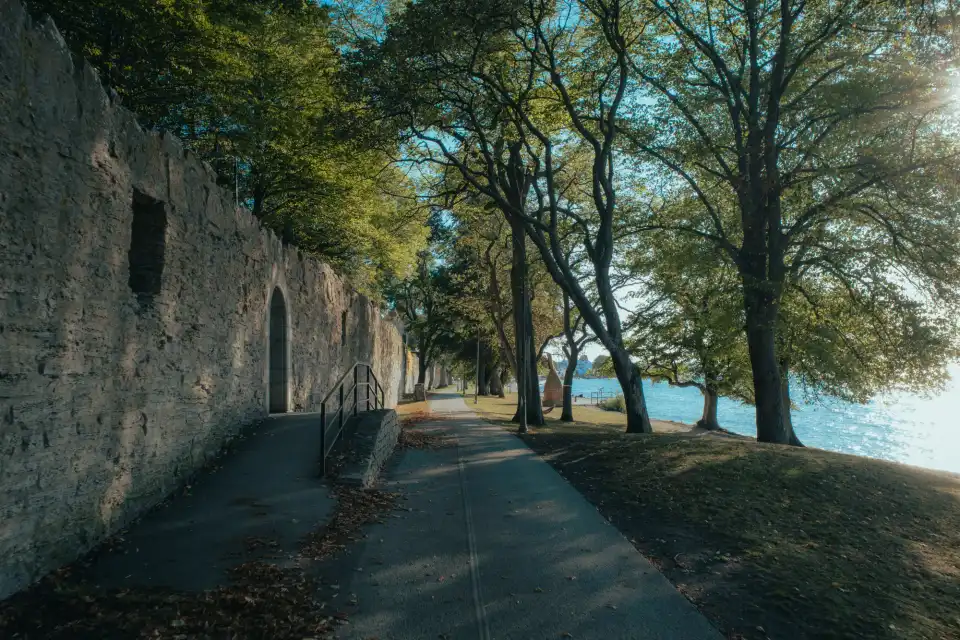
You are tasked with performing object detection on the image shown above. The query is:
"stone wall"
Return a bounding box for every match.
[336,409,400,489]
[0,0,404,599]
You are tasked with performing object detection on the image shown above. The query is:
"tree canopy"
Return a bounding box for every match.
[25,0,428,290]
[33,0,960,443]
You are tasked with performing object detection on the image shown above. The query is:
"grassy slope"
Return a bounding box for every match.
[468,392,960,640]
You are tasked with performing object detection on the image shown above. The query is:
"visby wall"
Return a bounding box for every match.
[0,0,404,599]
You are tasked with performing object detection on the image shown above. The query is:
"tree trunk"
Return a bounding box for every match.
[743,287,791,443]
[485,246,518,379]
[561,292,577,422]
[779,361,804,446]
[609,349,653,433]
[477,367,489,395]
[489,365,504,396]
[697,387,721,430]
[561,353,576,422]
[497,366,509,398]
[524,305,544,423]
[482,349,496,396]
[509,216,544,427]
[591,227,651,433]
[252,182,266,219]
[417,358,428,385]
[476,343,489,396]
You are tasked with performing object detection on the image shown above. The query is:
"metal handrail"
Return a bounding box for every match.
[320,362,386,475]
[589,389,617,405]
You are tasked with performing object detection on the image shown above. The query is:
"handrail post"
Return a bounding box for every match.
[320,362,388,477]
[320,402,327,476]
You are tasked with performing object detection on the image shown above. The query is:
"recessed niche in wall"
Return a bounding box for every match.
[127,190,167,308]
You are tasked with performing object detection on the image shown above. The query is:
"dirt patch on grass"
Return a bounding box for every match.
[519,429,960,640]
[0,488,400,639]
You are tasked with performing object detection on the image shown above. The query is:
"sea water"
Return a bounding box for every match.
[563,369,960,475]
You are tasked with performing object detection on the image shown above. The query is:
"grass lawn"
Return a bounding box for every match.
[395,396,430,419]
[465,390,694,433]
[472,392,960,640]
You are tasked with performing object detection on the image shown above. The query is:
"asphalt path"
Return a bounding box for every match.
[332,392,721,640]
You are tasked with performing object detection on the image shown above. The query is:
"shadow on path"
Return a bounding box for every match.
[325,392,721,640]
[79,412,335,591]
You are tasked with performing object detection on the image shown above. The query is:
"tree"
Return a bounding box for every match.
[22,0,211,127]
[359,0,661,433]
[626,227,752,430]
[26,0,428,289]
[560,293,594,421]
[446,203,562,422]
[626,0,960,442]
[589,355,611,377]
[387,252,456,384]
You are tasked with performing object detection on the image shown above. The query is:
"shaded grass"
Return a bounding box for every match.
[514,420,960,640]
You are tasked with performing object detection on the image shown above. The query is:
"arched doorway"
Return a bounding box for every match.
[268,288,288,413]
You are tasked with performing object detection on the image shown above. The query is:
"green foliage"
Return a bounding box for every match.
[587,354,613,378]
[621,0,960,437]
[598,394,626,413]
[625,217,753,403]
[447,203,564,373]
[384,250,460,371]
[38,0,960,430]
[26,0,427,290]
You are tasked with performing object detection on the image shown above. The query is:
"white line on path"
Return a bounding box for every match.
[457,437,492,640]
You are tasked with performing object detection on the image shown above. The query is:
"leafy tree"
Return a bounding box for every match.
[386,252,457,384]
[625,0,960,442]
[626,227,752,430]
[590,355,611,377]
[447,203,563,419]
[26,0,428,289]
[358,0,660,432]
[22,0,212,126]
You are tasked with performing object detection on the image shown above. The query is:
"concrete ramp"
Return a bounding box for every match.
[82,414,335,591]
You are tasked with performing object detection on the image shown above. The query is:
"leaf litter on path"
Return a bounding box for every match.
[0,487,400,639]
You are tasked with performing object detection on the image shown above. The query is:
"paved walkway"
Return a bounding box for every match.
[83,413,335,591]
[328,392,720,640]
